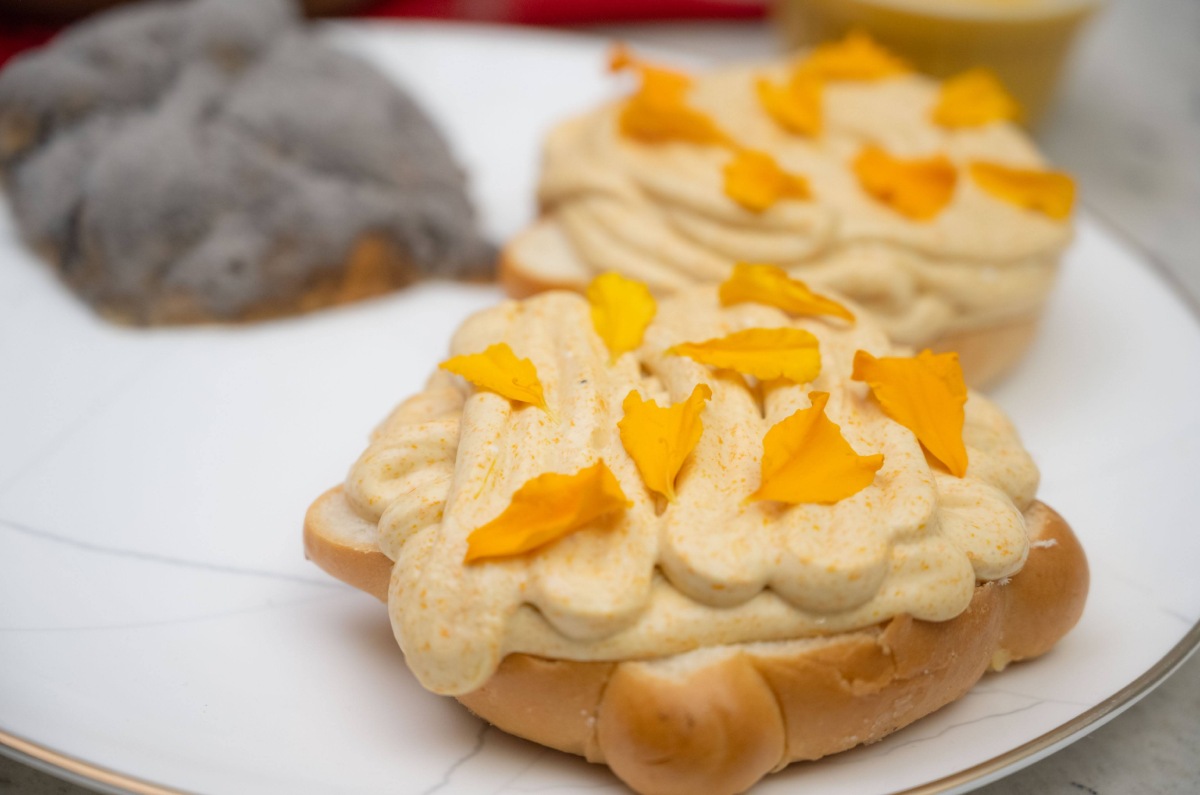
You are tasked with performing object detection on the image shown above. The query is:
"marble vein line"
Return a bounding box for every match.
[487,748,553,795]
[969,686,1092,709]
[0,347,173,500]
[826,698,1057,765]
[420,722,492,795]
[1104,566,1199,626]
[0,591,346,633]
[0,516,335,587]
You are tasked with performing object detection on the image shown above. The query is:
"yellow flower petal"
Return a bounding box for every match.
[587,272,657,362]
[798,30,910,81]
[608,42,692,92]
[619,79,731,147]
[619,384,712,502]
[607,42,637,74]
[853,145,958,221]
[756,74,822,137]
[852,349,968,477]
[669,327,821,384]
[750,391,884,504]
[723,149,813,212]
[439,342,548,411]
[464,460,630,563]
[719,262,854,322]
[610,46,730,147]
[932,68,1022,128]
[969,161,1076,220]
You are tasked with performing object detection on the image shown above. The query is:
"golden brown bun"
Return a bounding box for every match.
[95,234,419,326]
[498,220,1042,389]
[489,240,578,302]
[304,488,1088,795]
[303,486,393,604]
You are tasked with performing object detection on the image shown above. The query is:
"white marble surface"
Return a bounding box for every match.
[3,0,1199,792]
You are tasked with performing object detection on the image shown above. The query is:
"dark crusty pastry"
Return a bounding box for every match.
[0,0,493,324]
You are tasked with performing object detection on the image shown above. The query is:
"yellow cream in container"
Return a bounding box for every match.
[773,0,1101,123]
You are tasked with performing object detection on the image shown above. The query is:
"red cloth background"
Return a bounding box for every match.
[0,21,57,67]
[0,0,766,67]
[366,0,765,25]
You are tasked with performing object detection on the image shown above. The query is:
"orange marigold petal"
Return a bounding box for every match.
[853,145,958,221]
[932,68,1022,128]
[756,75,822,137]
[969,161,1076,220]
[619,384,712,501]
[798,30,910,81]
[852,349,968,477]
[612,49,729,147]
[608,42,635,73]
[668,327,821,384]
[588,272,657,362]
[464,461,630,563]
[719,262,854,322]
[750,391,884,504]
[723,149,812,213]
[619,91,730,146]
[607,43,692,91]
[439,342,548,411]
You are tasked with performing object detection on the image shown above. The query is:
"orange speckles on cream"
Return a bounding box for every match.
[351,288,1037,695]
[610,46,733,148]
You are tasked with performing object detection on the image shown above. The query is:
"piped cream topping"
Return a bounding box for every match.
[534,61,1072,346]
[345,288,1038,695]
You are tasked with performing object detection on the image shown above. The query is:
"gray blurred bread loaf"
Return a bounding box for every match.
[0,0,493,323]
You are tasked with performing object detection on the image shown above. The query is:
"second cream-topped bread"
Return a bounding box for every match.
[503,34,1077,386]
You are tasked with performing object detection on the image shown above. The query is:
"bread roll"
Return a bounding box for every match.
[303,284,1087,793]
[306,488,1087,795]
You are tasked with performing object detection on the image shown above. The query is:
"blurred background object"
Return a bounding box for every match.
[0,0,770,19]
[0,0,769,67]
[772,0,1101,124]
[0,0,375,20]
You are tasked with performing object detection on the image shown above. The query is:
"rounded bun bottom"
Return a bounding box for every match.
[305,490,1088,795]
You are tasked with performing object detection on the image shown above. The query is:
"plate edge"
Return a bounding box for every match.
[0,731,192,795]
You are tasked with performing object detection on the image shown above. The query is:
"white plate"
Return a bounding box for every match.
[2,21,1199,795]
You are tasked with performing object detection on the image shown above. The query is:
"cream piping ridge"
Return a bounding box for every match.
[533,62,1072,346]
[344,288,1039,695]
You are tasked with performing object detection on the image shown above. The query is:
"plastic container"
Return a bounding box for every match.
[773,0,1101,124]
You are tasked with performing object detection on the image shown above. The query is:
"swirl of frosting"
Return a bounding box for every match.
[345,287,1040,695]
[530,61,1071,347]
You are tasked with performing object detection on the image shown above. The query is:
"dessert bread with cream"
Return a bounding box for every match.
[0,0,492,324]
[304,271,1087,795]
[501,34,1076,386]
